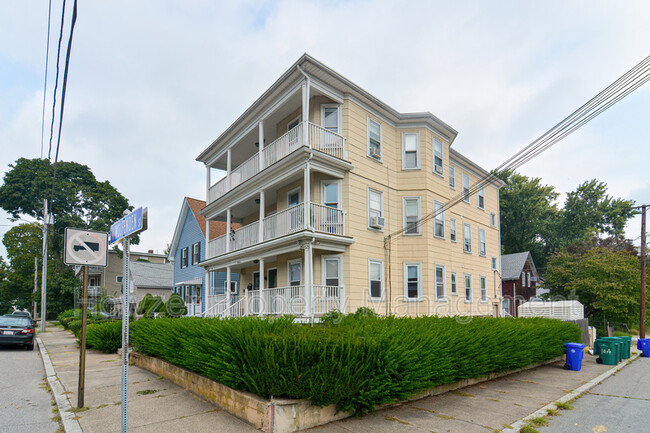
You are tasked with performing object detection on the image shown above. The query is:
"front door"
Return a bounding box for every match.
[322,256,341,297]
[267,269,277,289]
[321,181,341,233]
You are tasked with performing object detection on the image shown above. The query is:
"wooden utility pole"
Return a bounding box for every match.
[641,206,647,339]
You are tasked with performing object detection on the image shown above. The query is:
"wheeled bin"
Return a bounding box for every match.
[564,343,585,371]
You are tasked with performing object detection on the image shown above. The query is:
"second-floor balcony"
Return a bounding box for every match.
[208,122,347,203]
[208,202,346,258]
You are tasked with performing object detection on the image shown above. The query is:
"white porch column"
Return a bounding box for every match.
[258,259,265,316]
[309,242,314,320]
[258,121,264,171]
[301,81,310,147]
[304,162,310,228]
[303,244,312,317]
[226,148,232,190]
[226,208,231,252]
[258,190,265,242]
[205,270,211,312]
[206,165,211,202]
[226,266,232,317]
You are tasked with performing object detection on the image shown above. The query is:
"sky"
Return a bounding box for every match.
[1,0,650,259]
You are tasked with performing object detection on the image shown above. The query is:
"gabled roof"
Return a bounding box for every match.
[501,251,538,280]
[167,197,229,261]
[197,53,459,164]
[130,261,173,289]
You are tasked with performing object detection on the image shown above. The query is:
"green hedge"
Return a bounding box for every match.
[137,294,166,317]
[58,309,106,330]
[130,315,580,414]
[86,321,122,353]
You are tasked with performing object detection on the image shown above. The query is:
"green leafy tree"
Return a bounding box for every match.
[543,247,640,324]
[1,223,44,311]
[0,256,12,314]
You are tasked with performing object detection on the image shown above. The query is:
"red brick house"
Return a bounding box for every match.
[501,252,539,317]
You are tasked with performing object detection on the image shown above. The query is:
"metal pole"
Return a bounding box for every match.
[40,199,49,331]
[78,266,88,408]
[33,257,38,319]
[641,206,646,339]
[121,236,130,433]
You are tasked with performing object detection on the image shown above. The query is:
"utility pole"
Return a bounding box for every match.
[41,199,49,332]
[33,257,38,319]
[641,205,646,339]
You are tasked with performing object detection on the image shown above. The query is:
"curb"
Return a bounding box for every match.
[37,336,84,433]
[501,353,640,432]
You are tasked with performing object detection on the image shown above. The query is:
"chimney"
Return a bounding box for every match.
[148,250,153,254]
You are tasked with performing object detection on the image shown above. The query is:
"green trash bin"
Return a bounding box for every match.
[619,336,631,359]
[596,338,619,365]
[601,337,622,363]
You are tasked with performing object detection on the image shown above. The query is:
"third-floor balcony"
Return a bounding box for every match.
[208,122,347,203]
[208,202,346,258]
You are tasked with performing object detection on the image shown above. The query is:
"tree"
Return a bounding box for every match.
[543,247,641,325]
[0,257,12,315]
[494,169,558,268]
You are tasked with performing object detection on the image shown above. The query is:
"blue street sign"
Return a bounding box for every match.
[110,207,148,244]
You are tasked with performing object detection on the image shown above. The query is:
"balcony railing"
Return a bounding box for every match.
[208,122,346,203]
[208,202,346,258]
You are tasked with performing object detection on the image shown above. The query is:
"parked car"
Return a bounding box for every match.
[0,315,35,350]
[11,310,36,326]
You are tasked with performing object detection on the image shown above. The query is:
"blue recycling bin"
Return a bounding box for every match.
[637,338,650,357]
[564,342,585,371]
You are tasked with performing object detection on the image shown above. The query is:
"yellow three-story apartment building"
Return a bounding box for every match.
[196,55,503,319]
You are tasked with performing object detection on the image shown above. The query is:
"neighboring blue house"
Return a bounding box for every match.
[168,197,238,316]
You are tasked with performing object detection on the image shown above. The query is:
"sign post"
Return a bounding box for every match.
[64,228,109,408]
[110,207,147,433]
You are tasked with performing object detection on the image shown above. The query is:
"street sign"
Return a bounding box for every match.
[110,207,148,244]
[64,228,109,267]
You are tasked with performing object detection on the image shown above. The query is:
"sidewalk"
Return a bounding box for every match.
[38,324,258,433]
[40,324,631,433]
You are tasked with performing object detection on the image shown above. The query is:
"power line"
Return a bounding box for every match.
[39,0,53,160]
[47,0,67,161]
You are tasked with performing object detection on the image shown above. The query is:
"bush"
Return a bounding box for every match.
[136,294,166,317]
[131,315,581,415]
[165,293,187,317]
[86,321,122,353]
[58,308,107,329]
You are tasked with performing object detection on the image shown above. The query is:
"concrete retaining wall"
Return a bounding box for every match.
[129,351,564,433]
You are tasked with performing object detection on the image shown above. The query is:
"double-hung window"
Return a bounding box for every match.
[288,260,302,287]
[435,264,446,301]
[450,218,457,242]
[402,133,420,169]
[449,166,456,189]
[450,272,458,295]
[369,259,383,300]
[368,188,383,229]
[368,118,381,159]
[433,200,445,238]
[404,263,421,300]
[464,274,473,302]
[491,256,498,271]
[403,197,421,235]
[478,183,485,209]
[480,276,488,302]
[478,228,486,256]
[462,173,470,203]
[192,242,200,265]
[433,138,443,175]
[463,223,472,253]
[322,105,340,133]
[181,247,188,268]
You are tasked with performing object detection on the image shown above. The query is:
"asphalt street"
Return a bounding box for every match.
[0,343,60,433]
[538,357,650,433]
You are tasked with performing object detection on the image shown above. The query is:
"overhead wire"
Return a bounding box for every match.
[47,0,67,161]
[39,0,53,160]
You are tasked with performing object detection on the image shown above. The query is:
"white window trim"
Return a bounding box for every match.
[320,103,341,134]
[403,262,423,302]
[287,115,301,131]
[402,196,422,236]
[435,264,446,301]
[450,272,458,296]
[433,200,445,239]
[480,276,488,303]
[491,256,498,271]
[192,242,201,265]
[367,187,384,231]
[462,173,470,204]
[463,223,472,254]
[401,132,421,170]
[367,116,382,162]
[433,137,444,176]
[252,271,260,290]
[449,166,456,190]
[450,218,457,243]
[287,258,302,286]
[464,273,473,303]
[478,228,486,257]
[224,280,239,294]
[490,212,497,227]
[321,179,342,208]
[321,255,343,288]
[477,183,485,210]
[368,258,384,302]
[266,268,277,288]
[287,187,301,208]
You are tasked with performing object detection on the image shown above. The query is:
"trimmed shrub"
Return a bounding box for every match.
[131,315,580,415]
[58,308,106,329]
[86,321,122,353]
[165,293,187,317]
[137,294,166,317]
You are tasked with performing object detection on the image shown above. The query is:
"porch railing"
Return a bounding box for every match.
[313,285,346,315]
[202,295,227,317]
[208,122,347,202]
[208,202,345,258]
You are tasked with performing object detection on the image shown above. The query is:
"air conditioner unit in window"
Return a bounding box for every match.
[369,147,381,159]
[434,164,443,175]
[370,216,385,229]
